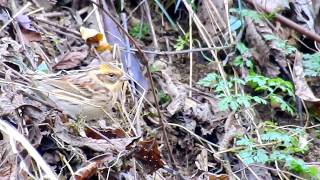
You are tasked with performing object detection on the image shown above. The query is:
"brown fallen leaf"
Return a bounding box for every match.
[245,17,287,77]
[74,161,99,180]
[85,127,126,139]
[128,138,165,174]
[292,52,320,101]
[53,50,88,70]
[208,174,229,180]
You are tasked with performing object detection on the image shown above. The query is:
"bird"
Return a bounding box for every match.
[31,64,126,120]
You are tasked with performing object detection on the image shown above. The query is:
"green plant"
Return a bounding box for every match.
[246,74,295,114]
[235,123,318,178]
[129,23,149,40]
[198,72,293,113]
[230,9,262,23]
[233,42,253,69]
[174,32,191,50]
[158,91,170,105]
[150,64,161,73]
[263,34,297,55]
[303,53,320,77]
[198,73,267,111]
[230,8,278,23]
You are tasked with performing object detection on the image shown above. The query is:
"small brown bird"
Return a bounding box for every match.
[32,64,126,119]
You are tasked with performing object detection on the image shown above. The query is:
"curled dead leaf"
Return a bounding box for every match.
[80,26,103,43]
[79,26,112,52]
[74,161,99,180]
[293,52,320,101]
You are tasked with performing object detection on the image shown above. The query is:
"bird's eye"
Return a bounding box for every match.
[108,73,115,78]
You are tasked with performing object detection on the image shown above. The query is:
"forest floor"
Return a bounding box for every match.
[0,0,320,179]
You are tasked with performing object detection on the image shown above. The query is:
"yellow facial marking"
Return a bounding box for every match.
[99,64,122,74]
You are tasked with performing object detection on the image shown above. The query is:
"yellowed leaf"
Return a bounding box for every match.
[79,26,112,52]
[79,26,103,44]
[95,42,112,52]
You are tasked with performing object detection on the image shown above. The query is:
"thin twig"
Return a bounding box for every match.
[144,0,159,49]
[236,155,262,180]
[188,10,193,97]
[120,46,232,55]
[0,2,31,32]
[32,17,81,37]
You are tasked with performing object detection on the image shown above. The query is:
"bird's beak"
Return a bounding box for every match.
[120,76,129,81]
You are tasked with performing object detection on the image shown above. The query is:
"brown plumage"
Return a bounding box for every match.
[32,64,125,119]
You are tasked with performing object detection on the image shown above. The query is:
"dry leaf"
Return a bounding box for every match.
[253,0,289,12]
[80,26,112,52]
[74,161,99,180]
[293,52,320,101]
[129,138,165,174]
[245,17,288,77]
[290,0,314,31]
[85,127,126,139]
[53,50,88,70]
[16,15,41,45]
[96,42,113,52]
[80,26,103,43]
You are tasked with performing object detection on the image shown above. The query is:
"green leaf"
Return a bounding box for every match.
[246,75,268,87]
[174,33,190,50]
[255,85,273,92]
[233,56,243,66]
[215,80,230,93]
[230,77,246,85]
[270,151,288,161]
[129,23,149,39]
[245,60,253,68]
[269,94,294,115]
[36,61,49,73]
[236,95,251,108]
[158,91,170,105]
[263,34,296,55]
[230,15,242,31]
[236,42,248,54]
[261,131,292,146]
[229,98,240,111]
[198,73,219,88]
[252,96,267,104]
[239,149,255,164]
[218,96,238,111]
[286,158,307,174]
[267,78,293,95]
[306,166,319,177]
[240,9,262,23]
[150,64,160,72]
[303,53,320,77]
[236,137,253,146]
[254,149,269,163]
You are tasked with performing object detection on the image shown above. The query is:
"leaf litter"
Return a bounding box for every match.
[0,0,319,179]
